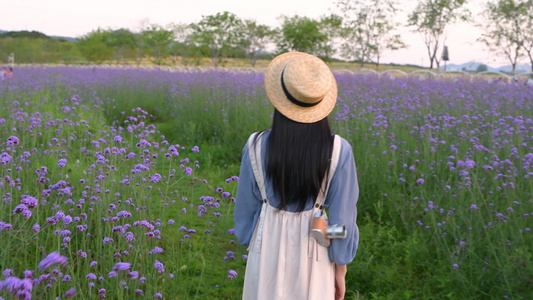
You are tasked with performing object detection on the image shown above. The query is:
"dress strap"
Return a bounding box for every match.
[248,132,267,202]
[247,132,269,253]
[315,135,341,208]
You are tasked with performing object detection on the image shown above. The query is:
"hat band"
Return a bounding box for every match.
[281,70,322,108]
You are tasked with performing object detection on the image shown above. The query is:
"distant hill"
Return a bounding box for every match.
[497,64,530,73]
[50,35,77,42]
[446,62,530,73]
[0,30,77,42]
[0,30,51,39]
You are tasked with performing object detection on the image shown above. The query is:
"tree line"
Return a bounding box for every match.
[1,0,532,72]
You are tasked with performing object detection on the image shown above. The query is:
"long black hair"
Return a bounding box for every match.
[264,109,334,212]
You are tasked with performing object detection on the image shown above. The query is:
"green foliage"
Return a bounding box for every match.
[169,23,209,66]
[346,220,433,299]
[76,28,140,64]
[77,28,115,63]
[335,0,405,67]
[188,11,245,66]
[277,15,329,56]
[0,37,80,64]
[241,20,273,66]
[0,9,413,66]
[142,25,174,65]
[318,14,344,60]
[108,28,137,63]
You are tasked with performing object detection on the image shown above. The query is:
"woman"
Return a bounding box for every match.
[234,52,359,300]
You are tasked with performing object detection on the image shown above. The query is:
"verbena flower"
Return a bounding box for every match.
[108,271,118,278]
[150,247,163,255]
[102,237,114,244]
[154,260,165,273]
[128,271,139,280]
[135,289,144,295]
[184,167,193,175]
[58,159,67,167]
[227,270,237,279]
[3,276,20,293]
[2,269,14,277]
[38,252,68,271]
[64,287,77,298]
[112,262,131,271]
[6,136,20,145]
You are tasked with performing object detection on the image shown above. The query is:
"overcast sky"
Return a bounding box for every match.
[0,0,526,68]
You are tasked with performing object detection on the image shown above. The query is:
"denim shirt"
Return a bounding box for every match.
[234,130,359,265]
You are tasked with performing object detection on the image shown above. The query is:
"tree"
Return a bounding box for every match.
[76,28,114,63]
[169,23,204,65]
[408,0,470,69]
[142,25,174,65]
[441,45,449,61]
[189,11,244,67]
[476,63,488,72]
[108,29,137,63]
[133,18,150,65]
[336,0,405,67]
[479,0,527,74]
[518,0,533,72]
[318,14,344,60]
[241,20,273,66]
[441,45,449,71]
[276,15,329,56]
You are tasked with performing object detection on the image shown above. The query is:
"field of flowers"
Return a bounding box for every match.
[0,66,532,299]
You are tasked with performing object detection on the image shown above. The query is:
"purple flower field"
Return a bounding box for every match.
[334,73,533,298]
[1,66,532,298]
[0,67,247,299]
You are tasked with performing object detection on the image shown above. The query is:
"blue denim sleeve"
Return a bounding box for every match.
[234,139,263,247]
[325,138,359,265]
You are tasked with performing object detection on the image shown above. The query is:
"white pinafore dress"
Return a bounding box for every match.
[242,132,341,300]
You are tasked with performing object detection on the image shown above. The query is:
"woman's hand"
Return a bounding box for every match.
[335,264,347,300]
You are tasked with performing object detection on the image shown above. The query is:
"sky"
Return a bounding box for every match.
[0,0,527,68]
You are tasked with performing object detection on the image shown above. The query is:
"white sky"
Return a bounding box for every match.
[0,0,527,68]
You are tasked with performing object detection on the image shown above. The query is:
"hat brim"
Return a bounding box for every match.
[264,52,337,123]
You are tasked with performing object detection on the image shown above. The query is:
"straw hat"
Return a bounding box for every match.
[264,52,337,123]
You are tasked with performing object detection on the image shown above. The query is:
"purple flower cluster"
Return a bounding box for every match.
[37,252,68,271]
